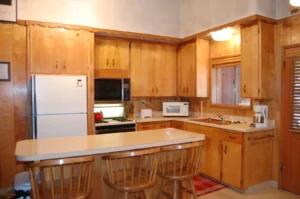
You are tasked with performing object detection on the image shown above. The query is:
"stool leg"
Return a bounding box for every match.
[125,192,129,199]
[189,179,197,199]
[143,189,150,199]
[157,179,165,199]
[113,190,118,199]
[174,181,178,199]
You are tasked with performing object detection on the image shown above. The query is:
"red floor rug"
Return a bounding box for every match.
[193,176,226,197]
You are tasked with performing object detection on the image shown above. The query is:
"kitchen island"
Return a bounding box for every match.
[15,128,205,199]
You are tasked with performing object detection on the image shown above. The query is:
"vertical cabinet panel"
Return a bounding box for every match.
[113,40,130,70]
[241,24,259,98]
[95,38,112,69]
[221,141,242,188]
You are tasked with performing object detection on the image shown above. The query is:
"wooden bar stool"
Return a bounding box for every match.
[157,141,204,199]
[102,147,160,199]
[29,156,94,199]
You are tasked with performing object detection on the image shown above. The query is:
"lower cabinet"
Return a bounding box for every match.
[171,121,184,130]
[137,121,171,131]
[184,123,273,190]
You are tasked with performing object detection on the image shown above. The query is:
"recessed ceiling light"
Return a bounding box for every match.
[290,0,300,7]
[210,28,233,41]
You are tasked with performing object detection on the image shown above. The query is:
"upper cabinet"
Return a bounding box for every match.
[177,39,210,97]
[94,37,130,78]
[131,42,176,97]
[28,26,91,74]
[241,21,274,99]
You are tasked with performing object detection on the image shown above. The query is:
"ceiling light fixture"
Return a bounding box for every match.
[210,27,233,41]
[290,0,300,7]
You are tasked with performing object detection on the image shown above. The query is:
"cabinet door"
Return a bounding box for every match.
[29,26,60,74]
[177,42,196,97]
[200,126,221,180]
[241,23,259,98]
[60,30,90,74]
[222,141,242,188]
[95,38,113,69]
[155,44,176,96]
[112,40,130,70]
[131,42,155,97]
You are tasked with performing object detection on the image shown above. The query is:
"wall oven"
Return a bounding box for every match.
[94,78,130,102]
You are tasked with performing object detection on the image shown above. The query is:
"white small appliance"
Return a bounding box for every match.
[163,102,189,117]
[253,105,268,128]
[140,109,153,118]
[32,75,88,139]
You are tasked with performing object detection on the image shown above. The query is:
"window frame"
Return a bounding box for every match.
[209,55,252,109]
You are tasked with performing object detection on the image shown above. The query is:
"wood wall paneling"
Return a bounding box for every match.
[0,24,28,188]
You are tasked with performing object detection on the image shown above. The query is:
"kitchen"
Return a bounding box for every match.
[1,0,300,198]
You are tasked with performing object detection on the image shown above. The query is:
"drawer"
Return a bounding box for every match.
[155,121,171,129]
[171,121,184,130]
[137,123,156,131]
[222,131,243,144]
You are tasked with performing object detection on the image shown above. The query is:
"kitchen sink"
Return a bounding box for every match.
[191,118,232,125]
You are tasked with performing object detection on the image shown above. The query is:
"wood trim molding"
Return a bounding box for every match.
[17,14,278,44]
[94,69,130,79]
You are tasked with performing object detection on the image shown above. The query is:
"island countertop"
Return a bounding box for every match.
[15,128,205,161]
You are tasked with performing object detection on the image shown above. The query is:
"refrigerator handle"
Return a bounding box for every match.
[32,75,37,139]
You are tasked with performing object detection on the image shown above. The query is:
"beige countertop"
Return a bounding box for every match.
[135,117,275,133]
[15,128,205,162]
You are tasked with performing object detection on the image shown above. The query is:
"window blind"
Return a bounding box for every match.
[291,58,300,130]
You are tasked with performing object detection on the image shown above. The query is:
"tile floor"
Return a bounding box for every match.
[199,188,300,199]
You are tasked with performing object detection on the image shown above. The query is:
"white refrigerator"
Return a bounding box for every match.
[32,75,87,139]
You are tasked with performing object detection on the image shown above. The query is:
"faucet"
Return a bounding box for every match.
[217,114,225,122]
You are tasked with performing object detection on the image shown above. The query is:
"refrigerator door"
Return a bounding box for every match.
[35,114,87,139]
[33,75,87,115]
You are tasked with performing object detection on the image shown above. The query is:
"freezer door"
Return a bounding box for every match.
[35,114,87,139]
[33,75,87,114]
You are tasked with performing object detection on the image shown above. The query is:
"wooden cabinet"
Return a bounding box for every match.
[171,121,184,130]
[137,121,171,131]
[241,21,274,98]
[29,26,91,74]
[95,37,130,71]
[131,42,176,97]
[221,141,242,188]
[177,39,209,97]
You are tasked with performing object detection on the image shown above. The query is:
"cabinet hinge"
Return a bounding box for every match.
[280,162,285,172]
[258,89,260,95]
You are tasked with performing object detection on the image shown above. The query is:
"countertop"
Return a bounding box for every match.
[134,117,275,133]
[15,128,205,162]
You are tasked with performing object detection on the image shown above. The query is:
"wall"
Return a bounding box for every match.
[0,24,28,188]
[181,0,278,37]
[18,0,182,38]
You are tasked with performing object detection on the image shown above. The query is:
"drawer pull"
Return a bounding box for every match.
[247,134,274,141]
[224,145,227,154]
[229,136,236,140]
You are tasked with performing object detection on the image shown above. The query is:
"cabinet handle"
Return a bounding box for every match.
[55,62,58,69]
[156,87,158,93]
[112,59,114,66]
[183,87,185,93]
[63,62,66,69]
[186,87,189,94]
[243,85,246,93]
[107,59,109,66]
[152,87,154,93]
[229,136,236,140]
[224,145,227,154]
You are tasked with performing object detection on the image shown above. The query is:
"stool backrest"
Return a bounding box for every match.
[102,147,160,191]
[29,156,94,199]
[158,141,204,180]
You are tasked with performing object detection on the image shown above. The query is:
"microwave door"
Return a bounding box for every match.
[166,106,180,115]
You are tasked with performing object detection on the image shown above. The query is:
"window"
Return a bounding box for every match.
[211,56,250,107]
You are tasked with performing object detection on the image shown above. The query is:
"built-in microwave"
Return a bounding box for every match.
[163,102,189,117]
[94,78,130,102]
